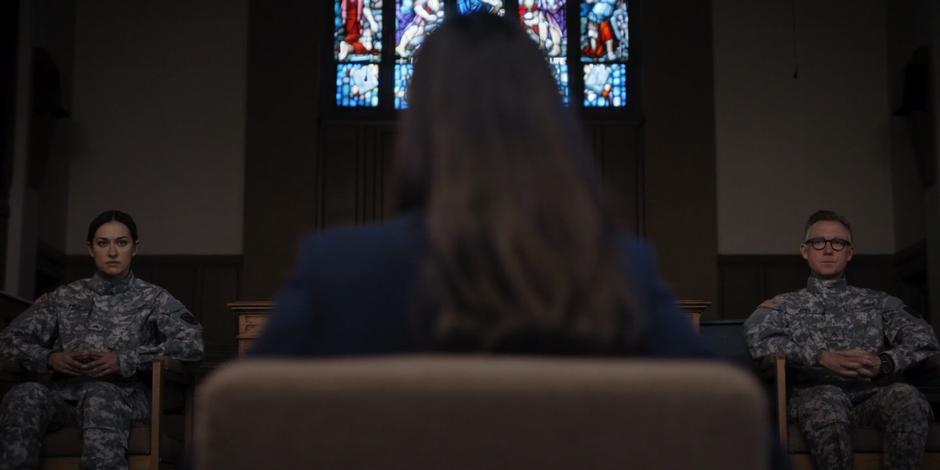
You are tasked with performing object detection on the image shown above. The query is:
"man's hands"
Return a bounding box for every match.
[84,352,120,377]
[47,351,121,377]
[818,349,881,380]
[47,351,87,376]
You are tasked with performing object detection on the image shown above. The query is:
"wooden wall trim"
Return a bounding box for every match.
[718,244,926,321]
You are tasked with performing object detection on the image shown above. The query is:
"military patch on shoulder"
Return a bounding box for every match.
[758,299,782,310]
[180,311,199,325]
[882,295,904,310]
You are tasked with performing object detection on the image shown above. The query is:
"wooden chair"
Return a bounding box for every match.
[196,356,770,470]
[770,354,940,470]
[0,355,195,470]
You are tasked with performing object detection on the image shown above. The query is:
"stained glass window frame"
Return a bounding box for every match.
[325,0,641,119]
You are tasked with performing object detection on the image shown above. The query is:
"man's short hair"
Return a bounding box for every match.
[804,210,852,241]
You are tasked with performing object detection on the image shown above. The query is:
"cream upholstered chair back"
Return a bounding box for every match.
[196,356,767,470]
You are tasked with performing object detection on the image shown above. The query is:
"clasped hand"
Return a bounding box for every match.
[818,349,880,380]
[48,351,120,377]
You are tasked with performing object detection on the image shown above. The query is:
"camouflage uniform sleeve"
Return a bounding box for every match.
[0,298,59,373]
[743,297,817,366]
[880,295,940,373]
[117,293,204,377]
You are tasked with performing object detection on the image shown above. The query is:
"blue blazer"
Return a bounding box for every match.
[251,213,711,358]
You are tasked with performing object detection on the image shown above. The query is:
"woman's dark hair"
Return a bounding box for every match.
[396,13,644,353]
[86,210,138,243]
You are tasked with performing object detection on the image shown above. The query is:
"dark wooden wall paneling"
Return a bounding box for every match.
[588,121,645,234]
[25,244,922,369]
[63,256,242,370]
[896,240,930,317]
[315,120,645,233]
[317,121,397,229]
[718,242,927,321]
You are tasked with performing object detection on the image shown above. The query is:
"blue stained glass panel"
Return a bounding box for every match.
[458,0,505,15]
[395,63,415,109]
[580,0,629,62]
[396,0,445,59]
[549,58,569,103]
[334,0,383,62]
[336,64,380,107]
[582,63,626,107]
[519,0,567,58]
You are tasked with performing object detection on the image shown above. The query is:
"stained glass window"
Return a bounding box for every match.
[337,64,380,107]
[396,0,445,58]
[334,0,383,107]
[395,63,415,109]
[458,0,505,16]
[583,63,625,107]
[580,0,629,107]
[519,0,568,102]
[519,0,567,57]
[394,0,446,109]
[332,1,634,112]
[550,59,569,102]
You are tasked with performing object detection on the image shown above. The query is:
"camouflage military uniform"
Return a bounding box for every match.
[0,272,204,470]
[744,276,939,470]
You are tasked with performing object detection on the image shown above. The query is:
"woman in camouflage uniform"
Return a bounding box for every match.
[0,210,204,470]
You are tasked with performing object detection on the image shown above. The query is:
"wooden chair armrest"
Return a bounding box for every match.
[751,354,788,449]
[159,356,186,373]
[772,354,788,450]
[153,355,197,385]
[149,355,197,465]
[755,355,777,381]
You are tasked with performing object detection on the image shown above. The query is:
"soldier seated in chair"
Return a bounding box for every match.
[0,210,203,470]
[744,209,938,470]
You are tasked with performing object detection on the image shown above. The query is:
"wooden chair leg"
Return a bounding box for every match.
[185,384,195,453]
[775,354,788,449]
[150,358,163,470]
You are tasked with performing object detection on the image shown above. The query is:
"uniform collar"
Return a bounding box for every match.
[90,271,135,295]
[807,275,847,294]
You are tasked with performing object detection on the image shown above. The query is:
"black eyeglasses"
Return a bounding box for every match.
[803,237,852,252]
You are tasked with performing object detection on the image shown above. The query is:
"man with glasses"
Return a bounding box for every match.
[744,210,939,470]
